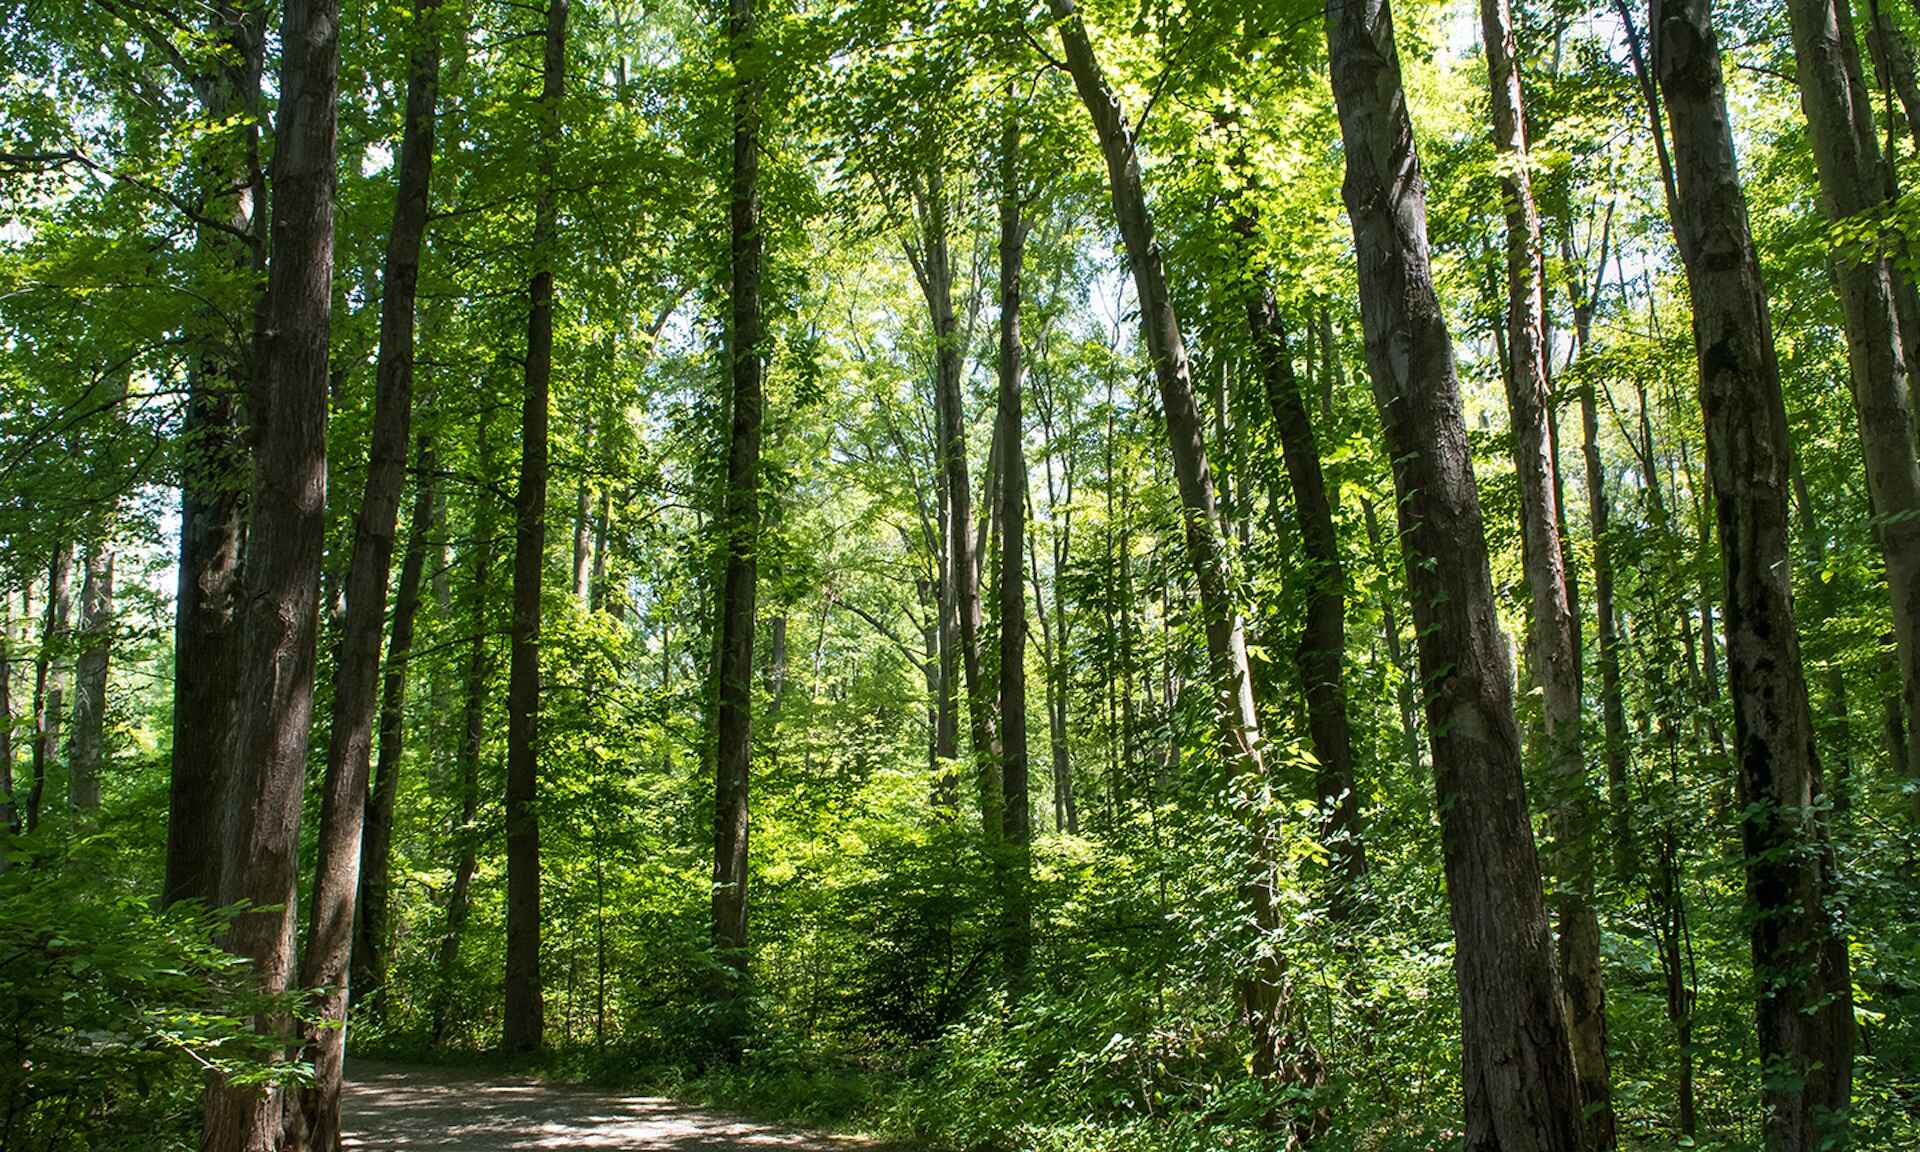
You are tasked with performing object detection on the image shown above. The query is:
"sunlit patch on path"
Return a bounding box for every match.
[341,1061,878,1151]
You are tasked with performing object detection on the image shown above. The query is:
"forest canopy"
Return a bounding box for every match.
[1,0,1917,1150]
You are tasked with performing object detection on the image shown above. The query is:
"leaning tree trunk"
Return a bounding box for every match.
[504,0,567,1056]
[1243,266,1368,920]
[290,0,441,1138]
[1480,1,1613,1142]
[996,93,1033,987]
[28,546,70,834]
[353,436,438,1018]
[67,540,113,815]
[1788,0,1920,818]
[1325,2,1583,1149]
[709,0,762,1060]
[1045,0,1318,1110]
[165,1,263,910]
[1658,4,1854,1147]
[200,0,338,1141]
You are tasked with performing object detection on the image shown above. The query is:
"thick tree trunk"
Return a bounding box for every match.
[166,1,263,910]
[352,437,438,1018]
[709,0,761,1057]
[504,0,567,1056]
[996,98,1032,985]
[28,547,70,834]
[1244,275,1367,917]
[1657,4,1854,1146]
[1046,0,1315,1106]
[290,2,440,1137]
[67,541,113,815]
[1788,0,1920,817]
[200,0,338,1140]
[1324,3,1583,1149]
[1480,2,1613,1142]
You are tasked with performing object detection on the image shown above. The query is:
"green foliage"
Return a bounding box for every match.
[0,841,305,1151]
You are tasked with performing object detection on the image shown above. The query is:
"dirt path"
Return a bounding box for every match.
[340,1060,883,1151]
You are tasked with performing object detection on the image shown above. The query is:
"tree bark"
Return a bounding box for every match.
[1244,273,1367,917]
[503,0,567,1057]
[1657,3,1854,1145]
[28,546,70,834]
[67,540,113,815]
[996,95,1032,986]
[1788,0,1920,819]
[911,170,999,838]
[572,474,592,605]
[1,592,14,839]
[1046,0,1314,1105]
[709,0,762,1057]
[288,1,440,1136]
[431,424,495,1049]
[1480,2,1613,1141]
[165,0,264,911]
[200,0,338,1140]
[1325,2,1583,1149]
[352,436,438,1018]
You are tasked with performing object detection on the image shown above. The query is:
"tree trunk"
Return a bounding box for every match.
[288,1,440,1136]
[1566,212,1634,876]
[166,1,264,910]
[709,0,762,1058]
[1865,1,1920,160]
[503,0,567,1057]
[1,593,14,839]
[200,0,338,1140]
[28,546,70,834]
[1325,2,1583,1148]
[996,96,1032,986]
[911,170,999,838]
[1789,0,1920,819]
[572,474,592,605]
[353,435,439,1018]
[1047,0,1316,1107]
[1657,4,1854,1145]
[431,427,494,1049]
[1244,273,1367,917]
[67,540,113,815]
[1480,2,1612,1141]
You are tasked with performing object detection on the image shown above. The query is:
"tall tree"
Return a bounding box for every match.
[1786,0,1920,811]
[1480,0,1612,1141]
[995,89,1032,984]
[200,0,339,1140]
[504,0,568,1056]
[291,0,443,1136]
[66,539,112,814]
[909,169,997,834]
[1658,3,1854,1146]
[1243,265,1367,918]
[165,0,265,910]
[1324,1,1583,1148]
[353,436,438,1017]
[710,0,762,1056]
[27,545,69,833]
[1044,0,1315,1103]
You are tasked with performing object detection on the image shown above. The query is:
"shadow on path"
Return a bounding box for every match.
[341,1060,883,1151]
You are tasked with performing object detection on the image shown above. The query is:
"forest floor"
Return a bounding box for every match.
[340,1060,887,1151]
